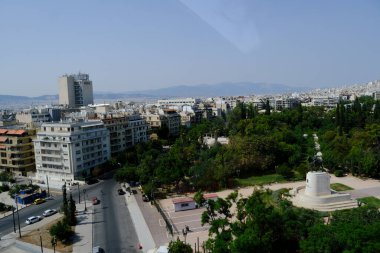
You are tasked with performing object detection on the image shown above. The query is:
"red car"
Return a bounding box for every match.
[92,197,99,205]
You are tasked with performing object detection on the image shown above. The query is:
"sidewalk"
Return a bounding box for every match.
[123,186,156,253]
[73,201,93,253]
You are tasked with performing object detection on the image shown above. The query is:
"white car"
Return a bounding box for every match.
[43,209,57,217]
[25,216,42,225]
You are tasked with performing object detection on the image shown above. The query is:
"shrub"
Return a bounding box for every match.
[276,164,294,179]
[49,220,73,243]
[0,172,12,182]
[0,202,12,212]
[334,170,344,177]
[0,184,10,192]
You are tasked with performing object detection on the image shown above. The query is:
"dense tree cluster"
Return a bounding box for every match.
[50,183,75,243]
[115,97,380,191]
[322,97,380,176]
[196,189,380,253]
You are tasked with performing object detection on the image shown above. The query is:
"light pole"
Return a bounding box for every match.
[40,234,43,253]
[77,184,81,204]
[83,189,87,211]
[46,175,50,197]
[12,207,16,233]
[15,195,21,238]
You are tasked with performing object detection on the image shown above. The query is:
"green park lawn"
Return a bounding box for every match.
[330,183,353,191]
[358,196,380,208]
[237,174,286,187]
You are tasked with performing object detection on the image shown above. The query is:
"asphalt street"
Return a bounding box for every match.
[0,181,99,238]
[93,175,140,253]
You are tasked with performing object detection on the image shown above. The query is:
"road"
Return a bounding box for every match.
[93,175,140,252]
[0,180,100,238]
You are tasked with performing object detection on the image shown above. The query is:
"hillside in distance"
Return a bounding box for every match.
[0,82,306,107]
[127,82,306,98]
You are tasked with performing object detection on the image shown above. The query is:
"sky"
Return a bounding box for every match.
[0,0,379,96]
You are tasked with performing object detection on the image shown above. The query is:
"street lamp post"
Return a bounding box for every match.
[15,195,21,238]
[83,189,87,211]
[40,234,43,253]
[77,184,81,204]
[12,207,16,233]
[46,175,50,197]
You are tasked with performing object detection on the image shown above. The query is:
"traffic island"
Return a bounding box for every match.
[18,217,74,253]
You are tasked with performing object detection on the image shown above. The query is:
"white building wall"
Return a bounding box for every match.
[34,121,110,184]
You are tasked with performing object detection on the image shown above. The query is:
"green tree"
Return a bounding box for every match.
[49,220,73,243]
[61,183,69,218]
[196,189,321,253]
[265,100,271,115]
[168,238,193,253]
[68,193,76,226]
[301,206,380,253]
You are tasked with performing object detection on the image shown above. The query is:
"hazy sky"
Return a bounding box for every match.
[0,0,379,96]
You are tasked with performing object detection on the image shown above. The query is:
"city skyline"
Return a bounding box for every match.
[1,0,380,96]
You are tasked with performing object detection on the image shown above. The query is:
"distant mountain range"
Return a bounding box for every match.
[0,82,308,105]
[127,82,307,98]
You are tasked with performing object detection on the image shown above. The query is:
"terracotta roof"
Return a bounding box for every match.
[0,129,8,134]
[15,130,26,135]
[172,197,195,204]
[0,136,8,142]
[203,193,218,199]
[0,145,6,149]
[5,130,25,135]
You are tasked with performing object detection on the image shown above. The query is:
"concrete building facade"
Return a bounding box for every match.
[101,114,148,155]
[59,73,94,108]
[34,121,110,184]
[0,128,36,176]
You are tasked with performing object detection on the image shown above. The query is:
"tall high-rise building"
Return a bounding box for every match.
[59,73,94,108]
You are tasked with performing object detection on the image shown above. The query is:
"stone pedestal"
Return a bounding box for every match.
[291,171,358,211]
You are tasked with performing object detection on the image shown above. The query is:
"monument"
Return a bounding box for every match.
[291,171,358,211]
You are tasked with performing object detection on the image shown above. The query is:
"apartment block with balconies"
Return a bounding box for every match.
[33,121,110,184]
[0,128,36,176]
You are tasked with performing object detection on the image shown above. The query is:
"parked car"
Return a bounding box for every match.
[92,197,99,205]
[142,194,150,202]
[25,216,42,225]
[86,178,99,185]
[92,246,104,253]
[117,189,125,195]
[34,198,46,205]
[43,209,57,217]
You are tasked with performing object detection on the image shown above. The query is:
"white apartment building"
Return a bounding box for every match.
[158,98,200,107]
[59,73,94,108]
[34,121,110,184]
[374,91,380,101]
[303,97,339,108]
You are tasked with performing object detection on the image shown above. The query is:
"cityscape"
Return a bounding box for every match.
[1,1,380,253]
